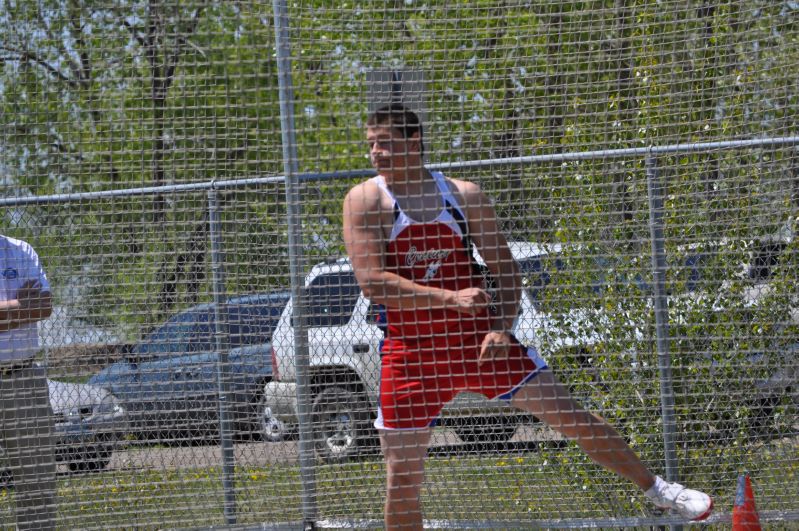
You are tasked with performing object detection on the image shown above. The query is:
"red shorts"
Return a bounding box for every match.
[375,332,547,430]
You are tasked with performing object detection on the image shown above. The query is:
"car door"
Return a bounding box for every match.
[348,295,385,403]
[134,307,216,434]
[226,294,290,407]
[160,311,220,429]
[305,271,381,393]
[166,294,291,428]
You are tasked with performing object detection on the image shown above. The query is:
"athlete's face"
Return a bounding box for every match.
[366,125,422,178]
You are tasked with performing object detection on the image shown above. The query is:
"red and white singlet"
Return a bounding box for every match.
[372,171,547,430]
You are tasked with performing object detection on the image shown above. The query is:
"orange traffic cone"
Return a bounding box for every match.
[732,474,761,531]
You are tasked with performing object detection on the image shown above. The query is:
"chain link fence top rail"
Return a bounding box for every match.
[1,1,798,529]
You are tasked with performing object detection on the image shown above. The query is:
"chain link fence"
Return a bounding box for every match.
[1,1,798,528]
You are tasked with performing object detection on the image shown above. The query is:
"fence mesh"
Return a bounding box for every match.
[0,1,797,529]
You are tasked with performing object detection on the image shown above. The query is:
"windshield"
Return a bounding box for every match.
[134,307,214,357]
[306,271,361,327]
[133,294,289,357]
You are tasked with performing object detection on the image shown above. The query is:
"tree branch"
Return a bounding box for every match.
[67,4,93,84]
[164,7,205,85]
[0,44,79,88]
[35,7,84,85]
[120,18,148,49]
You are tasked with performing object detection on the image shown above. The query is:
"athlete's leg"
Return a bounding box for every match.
[510,368,713,520]
[510,368,655,490]
[380,428,433,531]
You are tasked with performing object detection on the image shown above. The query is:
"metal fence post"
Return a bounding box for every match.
[208,186,237,524]
[645,153,681,491]
[272,0,318,527]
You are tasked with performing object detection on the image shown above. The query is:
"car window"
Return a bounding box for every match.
[305,271,361,327]
[748,241,786,281]
[584,254,653,296]
[135,307,213,356]
[227,295,289,347]
[518,256,552,303]
[676,240,785,290]
[683,253,705,292]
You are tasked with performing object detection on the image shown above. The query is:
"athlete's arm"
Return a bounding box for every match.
[459,180,522,332]
[343,181,490,314]
[456,180,521,364]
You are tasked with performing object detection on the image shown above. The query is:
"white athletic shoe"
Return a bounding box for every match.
[645,476,714,521]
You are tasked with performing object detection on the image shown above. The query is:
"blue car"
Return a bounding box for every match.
[88,292,290,443]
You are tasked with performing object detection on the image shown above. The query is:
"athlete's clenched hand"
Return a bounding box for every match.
[478,331,513,365]
[449,287,492,315]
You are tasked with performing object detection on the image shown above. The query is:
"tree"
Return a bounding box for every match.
[1,1,287,330]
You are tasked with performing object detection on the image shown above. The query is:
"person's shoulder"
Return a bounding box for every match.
[0,235,35,256]
[344,178,383,210]
[440,174,484,202]
[346,177,381,199]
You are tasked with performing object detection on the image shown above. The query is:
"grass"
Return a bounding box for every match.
[0,438,797,529]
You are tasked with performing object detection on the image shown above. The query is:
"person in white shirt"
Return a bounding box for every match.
[0,235,56,530]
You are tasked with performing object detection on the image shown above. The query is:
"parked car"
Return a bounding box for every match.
[50,378,128,471]
[88,292,290,443]
[264,242,557,462]
[1,376,127,477]
[265,229,798,461]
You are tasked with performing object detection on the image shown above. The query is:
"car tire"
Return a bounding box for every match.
[311,384,374,463]
[256,393,294,442]
[453,415,519,444]
[66,445,112,473]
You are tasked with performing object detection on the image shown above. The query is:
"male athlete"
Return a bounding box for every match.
[342,103,713,530]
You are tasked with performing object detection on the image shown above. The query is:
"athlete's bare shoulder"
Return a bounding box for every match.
[343,177,394,269]
[344,178,385,214]
[442,175,487,206]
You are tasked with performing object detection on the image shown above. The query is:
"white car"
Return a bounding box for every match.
[264,243,565,462]
[265,230,799,461]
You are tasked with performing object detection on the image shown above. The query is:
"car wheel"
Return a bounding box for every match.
[311,385,373,463]
[66,445,112,473]
[256,394,293,442]
[454,415,519,444]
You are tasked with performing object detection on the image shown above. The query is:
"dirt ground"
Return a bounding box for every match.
[76,424,565,474]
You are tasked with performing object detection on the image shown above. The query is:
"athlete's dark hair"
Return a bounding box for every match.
[367,103,425,156]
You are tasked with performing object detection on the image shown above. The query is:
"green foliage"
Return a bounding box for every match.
[1,1,291,328]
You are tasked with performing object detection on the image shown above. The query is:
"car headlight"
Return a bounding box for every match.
[93,394,125,417]
[65,405,93,423]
